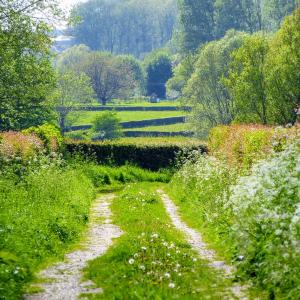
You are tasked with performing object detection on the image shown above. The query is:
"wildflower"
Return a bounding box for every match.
[151,233,159,239]
[128,259,135,265]
[169,283,175,289]
[141,247,147,251]
[164,272,171,278]
[192,258,197,262]
[134,253,139,258]
[140,265,145,271]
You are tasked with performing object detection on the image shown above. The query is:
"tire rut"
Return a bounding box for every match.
[158,189,249,300]
[25,194,123,300]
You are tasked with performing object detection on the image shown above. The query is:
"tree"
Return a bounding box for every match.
[0,5,57,131]
[262,0,300,31]
[214,0,248,38]
[70,0,177,58]
[166,54,196,97]
[91,111,123,140]
[118,55,146,96]
[183,31,247,134]
[226,33,270,124]
[266,5,300,124]
[78,52,136,105]
[178,0,215,53]
[56,44,91,72]
[144,50,173,99]
[54,71,95,134]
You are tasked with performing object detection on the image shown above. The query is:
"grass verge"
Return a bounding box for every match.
[0,164,96,300]
[83,183,233,299]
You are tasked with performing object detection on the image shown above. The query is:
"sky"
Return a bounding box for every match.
[60,0,87,12]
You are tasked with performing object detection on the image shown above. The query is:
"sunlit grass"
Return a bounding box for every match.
[83,183,232,299]
[69,111,185,126]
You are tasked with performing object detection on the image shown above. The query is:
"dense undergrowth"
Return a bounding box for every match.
[83,183,232,299]
[169,125,300,299]
[0,161,96,300]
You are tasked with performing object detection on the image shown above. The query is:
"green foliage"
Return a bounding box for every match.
[183,30,247,135]
[178,0,215,53]
[266,5,300,124]
[22,124,63,152]
[84,183,231,299]
[208,125,274,168]
[81,164,171,188]
[228,140,300,298]
[91,112,123,140]
[226,33,270,124]
[118,55,146,95]
[0,131,44,168]
[54,70,95,133]
[166,54,196,97]
[0,13,55,131]
[70,0,177,57]
[0,162,96,299]
[169,129,300,299]
[168,154,237,262]
[144,50,173,99]
[64,139,207,171]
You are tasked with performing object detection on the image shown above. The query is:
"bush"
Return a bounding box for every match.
[208,125,274,168]
[0,131,44,165]
[170,131,300,298]
[64,139,207,171]
[22,124,63,152]
[91,112,123,141]
[228,141,300,298]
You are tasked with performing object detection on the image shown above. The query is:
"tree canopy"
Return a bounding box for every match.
[0,0,59,131]
[70,0,177,58]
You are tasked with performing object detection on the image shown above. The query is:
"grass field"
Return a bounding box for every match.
[126,123,190,132]
[69,111,186,126]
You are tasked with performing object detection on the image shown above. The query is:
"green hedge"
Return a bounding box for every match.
[64,140,207,170]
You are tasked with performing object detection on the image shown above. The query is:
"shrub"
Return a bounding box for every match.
[23,124,63,152]
[228,141,300,298]
[64,139,207,171]
[208,125,274,168]
[170,132,300,298]
[91,111,123,141]
[0,131,44,164]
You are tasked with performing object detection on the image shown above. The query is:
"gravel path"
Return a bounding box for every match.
[158,190,248,300]
[25,194,123,300]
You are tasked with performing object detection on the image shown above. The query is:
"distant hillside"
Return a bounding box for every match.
[68,0,177,58]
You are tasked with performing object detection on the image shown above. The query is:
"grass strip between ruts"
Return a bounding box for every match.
[82,182,233,299]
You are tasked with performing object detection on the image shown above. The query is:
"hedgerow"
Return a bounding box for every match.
[64,139,207,170]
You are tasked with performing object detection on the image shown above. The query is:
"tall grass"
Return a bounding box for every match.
[169,127,300,298]
[0,162,96,300]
